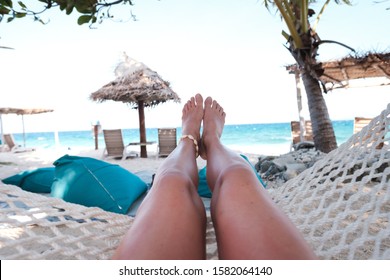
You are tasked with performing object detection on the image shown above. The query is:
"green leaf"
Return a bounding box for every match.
[1,0,13,8]
[75,0,96,13]
[15,12,26,18]
[18,1,26,9]
[66,1,74,15]
[282,30,290,41]
[77,14,91,25]
[66,6,74,14]
[0,6,11,14]
[7,15,14,22]
[58,3,66,10]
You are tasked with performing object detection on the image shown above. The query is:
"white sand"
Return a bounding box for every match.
[0,148,162,180]
[0,146,265,189]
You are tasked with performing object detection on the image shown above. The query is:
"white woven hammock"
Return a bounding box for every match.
[0,104,389,259]
[268,103,390,259]
[0,185,217,260]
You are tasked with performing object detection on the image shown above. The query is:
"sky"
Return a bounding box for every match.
[0,0,389,133]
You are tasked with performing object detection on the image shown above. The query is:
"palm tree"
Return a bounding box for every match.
[263,0,352,153]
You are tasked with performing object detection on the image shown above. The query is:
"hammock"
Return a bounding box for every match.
[268,103,390,259]
[1,104,389,259]
[0,186,217,259]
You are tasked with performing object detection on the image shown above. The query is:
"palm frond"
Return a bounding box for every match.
[274,0,303,48]
[312,0,352,32]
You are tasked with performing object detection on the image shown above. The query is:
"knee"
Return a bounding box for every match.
[154,168,198,192]
[215,163,259,191]
[152,169,205,220]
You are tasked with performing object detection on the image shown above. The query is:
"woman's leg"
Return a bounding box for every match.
[113,94,206,260]
[202,97,316,260]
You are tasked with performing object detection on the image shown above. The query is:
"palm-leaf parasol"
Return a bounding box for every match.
[0,107,54,149]
[90,54,180,158]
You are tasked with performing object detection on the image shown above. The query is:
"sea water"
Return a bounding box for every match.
[10,120,354,155]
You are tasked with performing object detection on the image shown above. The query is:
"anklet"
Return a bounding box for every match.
[180,135,199,158]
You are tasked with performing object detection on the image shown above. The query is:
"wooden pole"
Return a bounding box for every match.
[93,125,99,150]
[138,101,147,158]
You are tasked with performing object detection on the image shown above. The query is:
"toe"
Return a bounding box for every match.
[195,93,203,107]
[205,96,213,108]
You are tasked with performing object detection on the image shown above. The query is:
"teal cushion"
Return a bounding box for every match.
[2,167,55,193]
[50,155,148,214]
[197,154,266,198]
[197,167,212,198]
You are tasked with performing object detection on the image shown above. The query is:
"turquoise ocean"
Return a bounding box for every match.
[10,120,354,156]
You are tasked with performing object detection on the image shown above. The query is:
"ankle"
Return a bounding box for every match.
[180,135,199,158]
[202,135,221,153]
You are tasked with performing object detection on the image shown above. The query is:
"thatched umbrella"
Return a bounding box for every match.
[0,107,54,148]
[90,54,181,158]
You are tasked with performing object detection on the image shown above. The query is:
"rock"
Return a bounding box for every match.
[293,141,315,150]
[282,163,307,181]
[282,169,299,181]
[256,148,325,185]
[255,155,277,172]
[273,154,295,167]
[259,160,273,173]
[301,156,312,163]
[264,163,285,178]
[286,163,307,173]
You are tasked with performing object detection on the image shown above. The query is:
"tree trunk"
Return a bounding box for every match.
[301,70,338,153]
[138,101,147,158]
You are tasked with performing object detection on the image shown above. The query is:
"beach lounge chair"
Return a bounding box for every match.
[353,117,373,134]
[290,120,313,150]
[3,133,35,153]
[157,128,177,157]
[102,129,138,160]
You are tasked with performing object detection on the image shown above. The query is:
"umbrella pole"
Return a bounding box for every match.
[138,101,147,158]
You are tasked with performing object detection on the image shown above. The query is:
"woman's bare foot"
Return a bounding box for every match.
[199,97,226,159]
[181,94,204,156]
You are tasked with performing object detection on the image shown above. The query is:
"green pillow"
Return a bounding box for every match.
[197,154,266,198]
[51,155,147,214]
[2,167,55,193]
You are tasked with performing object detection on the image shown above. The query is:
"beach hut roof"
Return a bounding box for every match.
[288,52,390,91]
[317,52,390,91]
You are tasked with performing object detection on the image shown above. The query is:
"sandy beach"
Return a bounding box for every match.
[0,146,263,182]
[0,147,164,182]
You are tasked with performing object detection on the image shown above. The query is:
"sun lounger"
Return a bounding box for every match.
[290,120,314,150]
[3,133,35,153]
[157,128,177,157]
[102,129,138,160]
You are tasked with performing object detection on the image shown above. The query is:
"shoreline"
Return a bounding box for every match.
[4,120,355,156]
